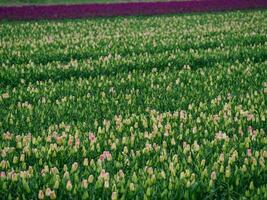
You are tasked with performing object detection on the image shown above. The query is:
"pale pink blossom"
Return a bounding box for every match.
[38,190,44,199]
[239,129,244,137]
[66,180,72,191]
[45,188,51,196]
[56,136,63,144]
[68,138,73,146]
[103,151,111,156]
[111,192,118,200]
[213,115,220,122]
[0,171,6,178]
[75,138,80,146]
[99,154,105,161]
[247,149,252,157]
[180,110,186,120]
[211,171,217,180]
[251,130,257,140]
[2,93,9,99]
[99,170,109,180]
[99,150,112,161]
[89,133,96,143]
[247,114,255,121]
[145,143,152,151]
[215,131,229,141]
[219,153,225,162]
[153,143,159,151]
[105,152,112,161]
[118,170,124,178]
[247,126,253,134]
[71,162,78,172]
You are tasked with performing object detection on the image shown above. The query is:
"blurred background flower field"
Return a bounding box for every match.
[0,0,191,5]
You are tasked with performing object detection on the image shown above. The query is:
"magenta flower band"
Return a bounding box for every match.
[0,0,267,21]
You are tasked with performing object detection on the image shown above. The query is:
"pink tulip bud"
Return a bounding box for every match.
[75,138,80,146]
[38,190,44,199]
[100,154,105,161]
[68,138,73,146]
[211,171,217,180]
[66,180,72,191]
[247,149,252,157]
[89,133,96,143]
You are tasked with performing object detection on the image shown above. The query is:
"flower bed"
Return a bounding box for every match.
[1,10,267,199]
[0,0,266,20]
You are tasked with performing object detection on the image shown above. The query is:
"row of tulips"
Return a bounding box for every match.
[0,10,267,199]
[0,0,267,20]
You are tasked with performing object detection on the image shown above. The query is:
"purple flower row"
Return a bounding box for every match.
[0,0,267,20]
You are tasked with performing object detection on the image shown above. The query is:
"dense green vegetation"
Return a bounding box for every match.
[0,10,267,199]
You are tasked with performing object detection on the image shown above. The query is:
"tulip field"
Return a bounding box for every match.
[1,10,267,199]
